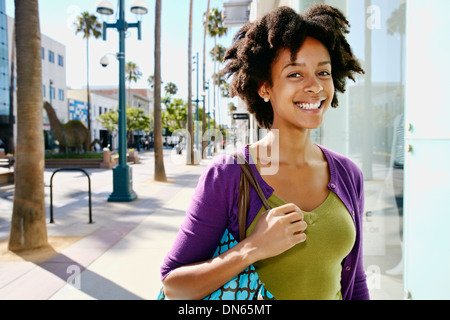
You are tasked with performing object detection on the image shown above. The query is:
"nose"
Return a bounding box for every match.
[304,76,323,95]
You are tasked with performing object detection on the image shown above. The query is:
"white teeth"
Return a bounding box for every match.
[296,102,322,110]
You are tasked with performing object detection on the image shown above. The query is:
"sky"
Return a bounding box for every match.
[5,0,239,123]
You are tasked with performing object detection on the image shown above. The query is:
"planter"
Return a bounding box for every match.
[45,158,103,168]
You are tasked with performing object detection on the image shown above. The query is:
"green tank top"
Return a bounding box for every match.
[246,152,356,300]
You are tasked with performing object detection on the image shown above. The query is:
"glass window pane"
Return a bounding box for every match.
[321,0,406,299]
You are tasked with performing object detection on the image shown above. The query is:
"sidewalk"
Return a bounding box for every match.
[0,149,211,300]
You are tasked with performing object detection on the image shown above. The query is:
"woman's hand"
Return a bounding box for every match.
[163,203,307,300]
[247,203,307,262]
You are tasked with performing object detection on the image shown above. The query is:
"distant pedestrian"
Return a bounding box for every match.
[160,4,369,300]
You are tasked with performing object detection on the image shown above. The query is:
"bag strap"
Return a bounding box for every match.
[234,152,272,241]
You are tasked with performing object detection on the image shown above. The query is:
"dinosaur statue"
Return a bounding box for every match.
[43,101,101,153]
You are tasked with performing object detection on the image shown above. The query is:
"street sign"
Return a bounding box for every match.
[233,113,249,120]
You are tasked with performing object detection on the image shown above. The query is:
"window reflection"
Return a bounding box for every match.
[321,0,406,299]
[242,0,406,299]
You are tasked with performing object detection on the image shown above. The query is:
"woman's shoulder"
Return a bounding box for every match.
[318,144,363,180]
[197,151,243,190]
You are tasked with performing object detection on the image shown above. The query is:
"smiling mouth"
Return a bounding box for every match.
[295,100,325,110]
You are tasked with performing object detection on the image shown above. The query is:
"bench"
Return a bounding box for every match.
[0,158,14,170]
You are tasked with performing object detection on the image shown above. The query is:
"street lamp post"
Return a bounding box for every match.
[96,0,148,202]
[49,79,53,105]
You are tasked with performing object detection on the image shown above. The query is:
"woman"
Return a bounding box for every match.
[160,4,369,300]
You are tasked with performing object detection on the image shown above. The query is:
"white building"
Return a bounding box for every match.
[90,86,153,116]
[66,89,119,151]
[7,15,67,150]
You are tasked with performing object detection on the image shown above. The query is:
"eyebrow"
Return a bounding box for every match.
[282,61,331,70]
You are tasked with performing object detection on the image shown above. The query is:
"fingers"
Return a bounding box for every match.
[288,219,307,243]
[270,203,301,214]
[267,203,307,242]
[293,230,307,243]
[250,203,308,260]
[269,203,305,224]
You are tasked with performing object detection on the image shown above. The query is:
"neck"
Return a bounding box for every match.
[256,127,318,168]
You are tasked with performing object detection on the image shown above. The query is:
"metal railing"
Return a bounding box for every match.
[49,168,94,224]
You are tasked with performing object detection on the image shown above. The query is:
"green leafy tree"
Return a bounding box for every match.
[74,11,102,132]
[162,98,188,132]
[127,107,151,147]
[97,107,151,149]
[161,82,183,132]
[97,109,119,147]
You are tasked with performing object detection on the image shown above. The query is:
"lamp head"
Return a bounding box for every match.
[96,0,114,16]
[130,0,148,15]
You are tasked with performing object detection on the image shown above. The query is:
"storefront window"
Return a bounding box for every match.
[319,0,406,299]
[241,0,406,299]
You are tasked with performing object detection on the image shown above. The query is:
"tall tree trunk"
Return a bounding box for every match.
[187,0,194,164]
[213,36,217,129]
[362,0,373,180]
[9,0,47,251]
[202,0,210,159]
[153,0,167,181]
[86,37,91,133]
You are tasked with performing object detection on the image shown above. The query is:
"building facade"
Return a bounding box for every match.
[91,87,153,116]
[6,14,67,151]
[66,89,119,151]
[0,0,10,153]
[223,0,450,301]
[224,0,407,299]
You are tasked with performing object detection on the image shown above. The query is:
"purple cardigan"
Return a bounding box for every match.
[161,145,370,300]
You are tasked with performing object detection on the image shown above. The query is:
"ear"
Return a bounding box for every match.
[258,82,270,100]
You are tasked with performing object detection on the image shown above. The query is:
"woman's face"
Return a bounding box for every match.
[260,36,335,131]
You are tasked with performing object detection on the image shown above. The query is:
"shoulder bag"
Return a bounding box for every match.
[157,153,274,300]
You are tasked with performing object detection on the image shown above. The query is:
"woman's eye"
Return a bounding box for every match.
[318,71,331,77]
[288,72,302,78]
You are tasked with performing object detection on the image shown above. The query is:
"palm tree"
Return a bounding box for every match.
[153,0,167,181]
[187,0,194,164]
[164,82,178,96]
[9,0,47,251]
[206,8,228,127]
[387,2,406,103]
[74,11,102,132]
[125,61,142,107]
[202,0,210,158]
[205,8,228,129]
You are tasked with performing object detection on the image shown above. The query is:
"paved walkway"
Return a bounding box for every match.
[0,149,210,300]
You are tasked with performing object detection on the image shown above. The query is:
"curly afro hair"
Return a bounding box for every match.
[223,4,364,129]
